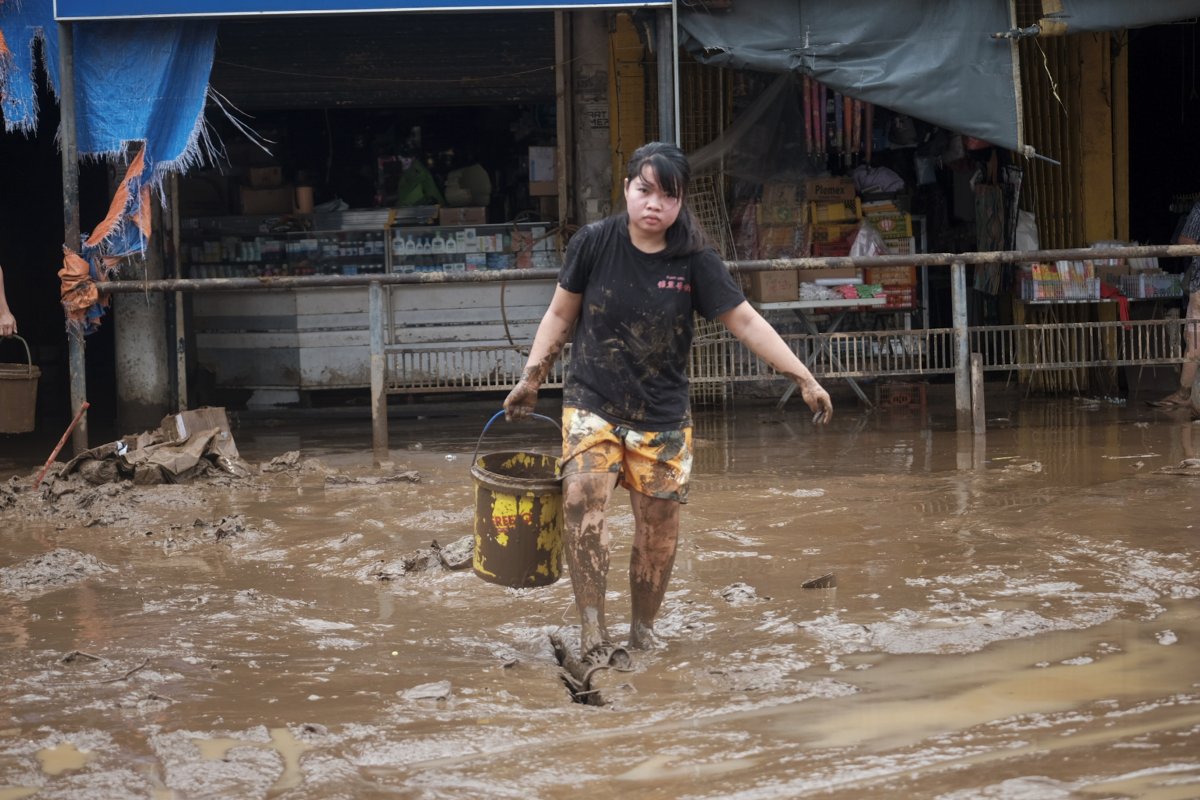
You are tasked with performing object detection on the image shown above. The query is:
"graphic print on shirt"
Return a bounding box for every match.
[657,275,692,293]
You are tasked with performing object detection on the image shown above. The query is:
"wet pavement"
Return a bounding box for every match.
[1,388,1198,799]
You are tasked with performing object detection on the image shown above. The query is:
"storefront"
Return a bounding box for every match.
[176,11,566,403]
[46,0,679,407]
[6,0,1200,434]
[671,1,1200,396]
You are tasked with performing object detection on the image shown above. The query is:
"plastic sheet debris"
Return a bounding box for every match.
[802,573,837,589]
[61,406,249,486]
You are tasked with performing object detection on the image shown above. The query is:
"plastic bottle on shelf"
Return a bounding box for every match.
[404,235,417,255]
[431,232,446,254]
[392,230,404,255]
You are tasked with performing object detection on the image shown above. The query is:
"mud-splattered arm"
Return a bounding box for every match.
[504,286,583,421]
[0,266,15,337]
[719,300,833,424]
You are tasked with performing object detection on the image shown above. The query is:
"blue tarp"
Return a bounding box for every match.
[680,0,1026,154]
[679,0,1200,158]
[0,1,217,172]
[1,1,217,333]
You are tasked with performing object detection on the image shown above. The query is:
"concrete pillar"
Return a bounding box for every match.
[114,213,170,433]
[952,260,971,431]
[571,11,614,224]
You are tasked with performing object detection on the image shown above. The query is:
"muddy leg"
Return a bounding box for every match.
[1175,291,1199,403]
[562,472,619,657]
[628,491,680,650]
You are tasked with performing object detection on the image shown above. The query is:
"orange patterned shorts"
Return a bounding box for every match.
[561,406,694,502]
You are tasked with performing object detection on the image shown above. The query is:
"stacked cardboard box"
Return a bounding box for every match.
[746,182,806,301]
[745,270,800,303]
[804,176,860,258]
[529,147,557,196]
[806,176,856,204]
[861,200,916,307]
[239,163,293,216]
[756,182,806,255]
[808,198,862,226]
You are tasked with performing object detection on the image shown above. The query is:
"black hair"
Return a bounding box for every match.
[623,141,713,258]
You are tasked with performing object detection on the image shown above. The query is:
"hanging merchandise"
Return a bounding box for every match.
[816,79,825,157]
[889,114,918,147]
[818,82,827,157]
[844,99,853,158]
[803,75,814,155]
[692,73,884,182]
[865,103,874,163]
[690,73,822,184]
[850,99,858,156]
[852,164,905,195]
[833,92,843,153]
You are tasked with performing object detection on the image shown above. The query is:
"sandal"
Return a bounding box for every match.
[581,642,634,686]
[1150,392,1191,408]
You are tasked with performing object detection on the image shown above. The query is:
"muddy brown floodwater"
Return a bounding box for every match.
[2,390,1199,799]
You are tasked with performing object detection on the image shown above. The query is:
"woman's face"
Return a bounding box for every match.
[624,166,682,241]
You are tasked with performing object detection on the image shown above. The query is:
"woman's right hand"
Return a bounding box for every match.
[503,378,539,421]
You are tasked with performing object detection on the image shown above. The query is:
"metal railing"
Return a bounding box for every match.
[385,317,1190,392]
[95,242,1199,463]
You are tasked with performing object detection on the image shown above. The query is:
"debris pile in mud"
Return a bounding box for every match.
[2,408,422,534]
[368,535,474,580]
[61,407,249,487]
[0,548,115,597]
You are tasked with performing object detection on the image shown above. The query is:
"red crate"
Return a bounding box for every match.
[865,266,917,286]
[875,381,927,411]
[881,284,915,308]
[812,239,853,257]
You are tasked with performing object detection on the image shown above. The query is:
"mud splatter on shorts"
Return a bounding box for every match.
[561,406,693,502]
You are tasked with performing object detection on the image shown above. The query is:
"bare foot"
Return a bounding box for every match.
[1153,390,1191,407]
[628,621,663,650]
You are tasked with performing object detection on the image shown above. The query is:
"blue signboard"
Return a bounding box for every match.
[55,0,666,19]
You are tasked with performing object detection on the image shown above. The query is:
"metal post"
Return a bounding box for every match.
[170,173,188,411]
[554,11,573,228]
[671,0,681,146]
[970,352,985,435]
[369,281,389,467]
[655,9,675,144]
[951,260,970,431]
[58,22,87,454]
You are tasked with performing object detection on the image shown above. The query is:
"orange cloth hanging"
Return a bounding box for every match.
[60,150,153,332]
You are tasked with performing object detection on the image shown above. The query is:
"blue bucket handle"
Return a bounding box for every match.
[471,409,563,467]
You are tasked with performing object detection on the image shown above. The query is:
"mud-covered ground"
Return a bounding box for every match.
[2,390,1199,799]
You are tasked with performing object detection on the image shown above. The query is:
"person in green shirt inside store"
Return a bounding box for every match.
[392,149,445,208]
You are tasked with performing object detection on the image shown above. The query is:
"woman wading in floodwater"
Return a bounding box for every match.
[504,142,833,664]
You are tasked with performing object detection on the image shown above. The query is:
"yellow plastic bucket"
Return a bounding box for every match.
[469,411,563,588]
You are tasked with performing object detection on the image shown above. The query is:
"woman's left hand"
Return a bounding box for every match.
[800,380,833,424]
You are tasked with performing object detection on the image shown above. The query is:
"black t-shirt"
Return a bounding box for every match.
[558,215,745,430]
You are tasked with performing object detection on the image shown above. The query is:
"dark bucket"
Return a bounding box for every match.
[470,412,563,589]
[0,336,40,434]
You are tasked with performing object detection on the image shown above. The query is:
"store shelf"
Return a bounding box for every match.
[182,215,563,394]
[182,217,562,279]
